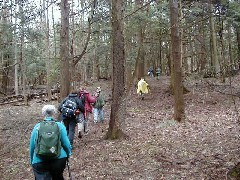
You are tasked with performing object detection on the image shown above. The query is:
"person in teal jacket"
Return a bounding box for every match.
[29,105,72,180]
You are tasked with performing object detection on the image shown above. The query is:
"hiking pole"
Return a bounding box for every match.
[66,158,72,180]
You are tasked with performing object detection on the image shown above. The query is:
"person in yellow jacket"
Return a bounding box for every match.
[137,78,150,100]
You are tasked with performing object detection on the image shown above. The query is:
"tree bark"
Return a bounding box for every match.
[135,0,145,80]
[199,4,207,72]
[106,0,126,140]
[43,0,52,101]
[19,0,28,105]
[14,3,19,96]
[60,0,70,100]
[209,2,220,75]
[236,28,240,68]
[170,0,185,122]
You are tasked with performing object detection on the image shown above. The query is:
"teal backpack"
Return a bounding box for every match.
[35,120,61,159]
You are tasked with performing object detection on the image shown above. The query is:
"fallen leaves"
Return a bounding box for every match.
[0,76,240,179]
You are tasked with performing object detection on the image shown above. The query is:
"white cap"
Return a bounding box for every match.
[96,86,101,92]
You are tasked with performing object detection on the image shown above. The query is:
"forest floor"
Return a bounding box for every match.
[0,74,240,180]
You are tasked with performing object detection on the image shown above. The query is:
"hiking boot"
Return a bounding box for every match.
[78,132,82,139]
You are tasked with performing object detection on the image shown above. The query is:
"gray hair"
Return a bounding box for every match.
[42,105,57,117]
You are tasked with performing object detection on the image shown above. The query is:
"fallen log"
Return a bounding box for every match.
[0,99,24,105]
[0,89,60,105]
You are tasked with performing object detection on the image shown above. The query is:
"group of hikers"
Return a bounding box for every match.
[148,67,161,80]
[29,86,105,179]
[29,74,154,179]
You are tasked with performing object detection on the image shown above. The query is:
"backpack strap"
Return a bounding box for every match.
[44,117,55,121]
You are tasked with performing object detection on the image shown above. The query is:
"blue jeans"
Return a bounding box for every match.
[32,158,67,180]
[93,108,104,123]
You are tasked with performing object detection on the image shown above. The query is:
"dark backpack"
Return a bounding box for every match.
[79,93,85,106]
[62,98,77,118]
[35,120,61,159]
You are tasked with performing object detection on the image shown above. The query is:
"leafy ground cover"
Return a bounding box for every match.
[0,75,240,180]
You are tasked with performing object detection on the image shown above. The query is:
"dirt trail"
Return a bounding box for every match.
[0,75,240,179]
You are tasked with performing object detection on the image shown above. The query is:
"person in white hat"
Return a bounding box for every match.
[93,86,105,124]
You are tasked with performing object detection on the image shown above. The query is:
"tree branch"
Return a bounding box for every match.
[0,61,19,70]
[73,0,97,66]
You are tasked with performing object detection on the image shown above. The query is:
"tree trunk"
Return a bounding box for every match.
[14,43,19,95]
[93,38,100,82]
[170,0,185,122]
[52,6,57,62]
[14,7,19,96]
[209,2,220,75]
[227,24,233,69]
[60,0,70,100]
[199,5,207,72]
[1,5,9,95]
[236,28,240,68]
[19,0,28,105]
[43,0,52,101]
[105,0,126,140]
[219,18,226,82]
[135,0,145,80]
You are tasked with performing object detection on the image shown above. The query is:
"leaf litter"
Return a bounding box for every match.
[0,75,240,179]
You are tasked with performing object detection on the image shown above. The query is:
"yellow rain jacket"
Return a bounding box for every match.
[137,78,149,94]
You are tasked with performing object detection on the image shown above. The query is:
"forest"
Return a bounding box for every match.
[1,0,240,179]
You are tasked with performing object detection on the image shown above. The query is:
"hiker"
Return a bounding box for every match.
[147,67,154,77]
[137,78,150,100]
[93,87,105,124]
[29,105,72,180]
[156,67,161,80]
[78,87,96,137]
[58,90,84,146]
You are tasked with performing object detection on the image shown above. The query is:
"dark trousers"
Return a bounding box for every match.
[32,158,67,180]
[63,116,79,145]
